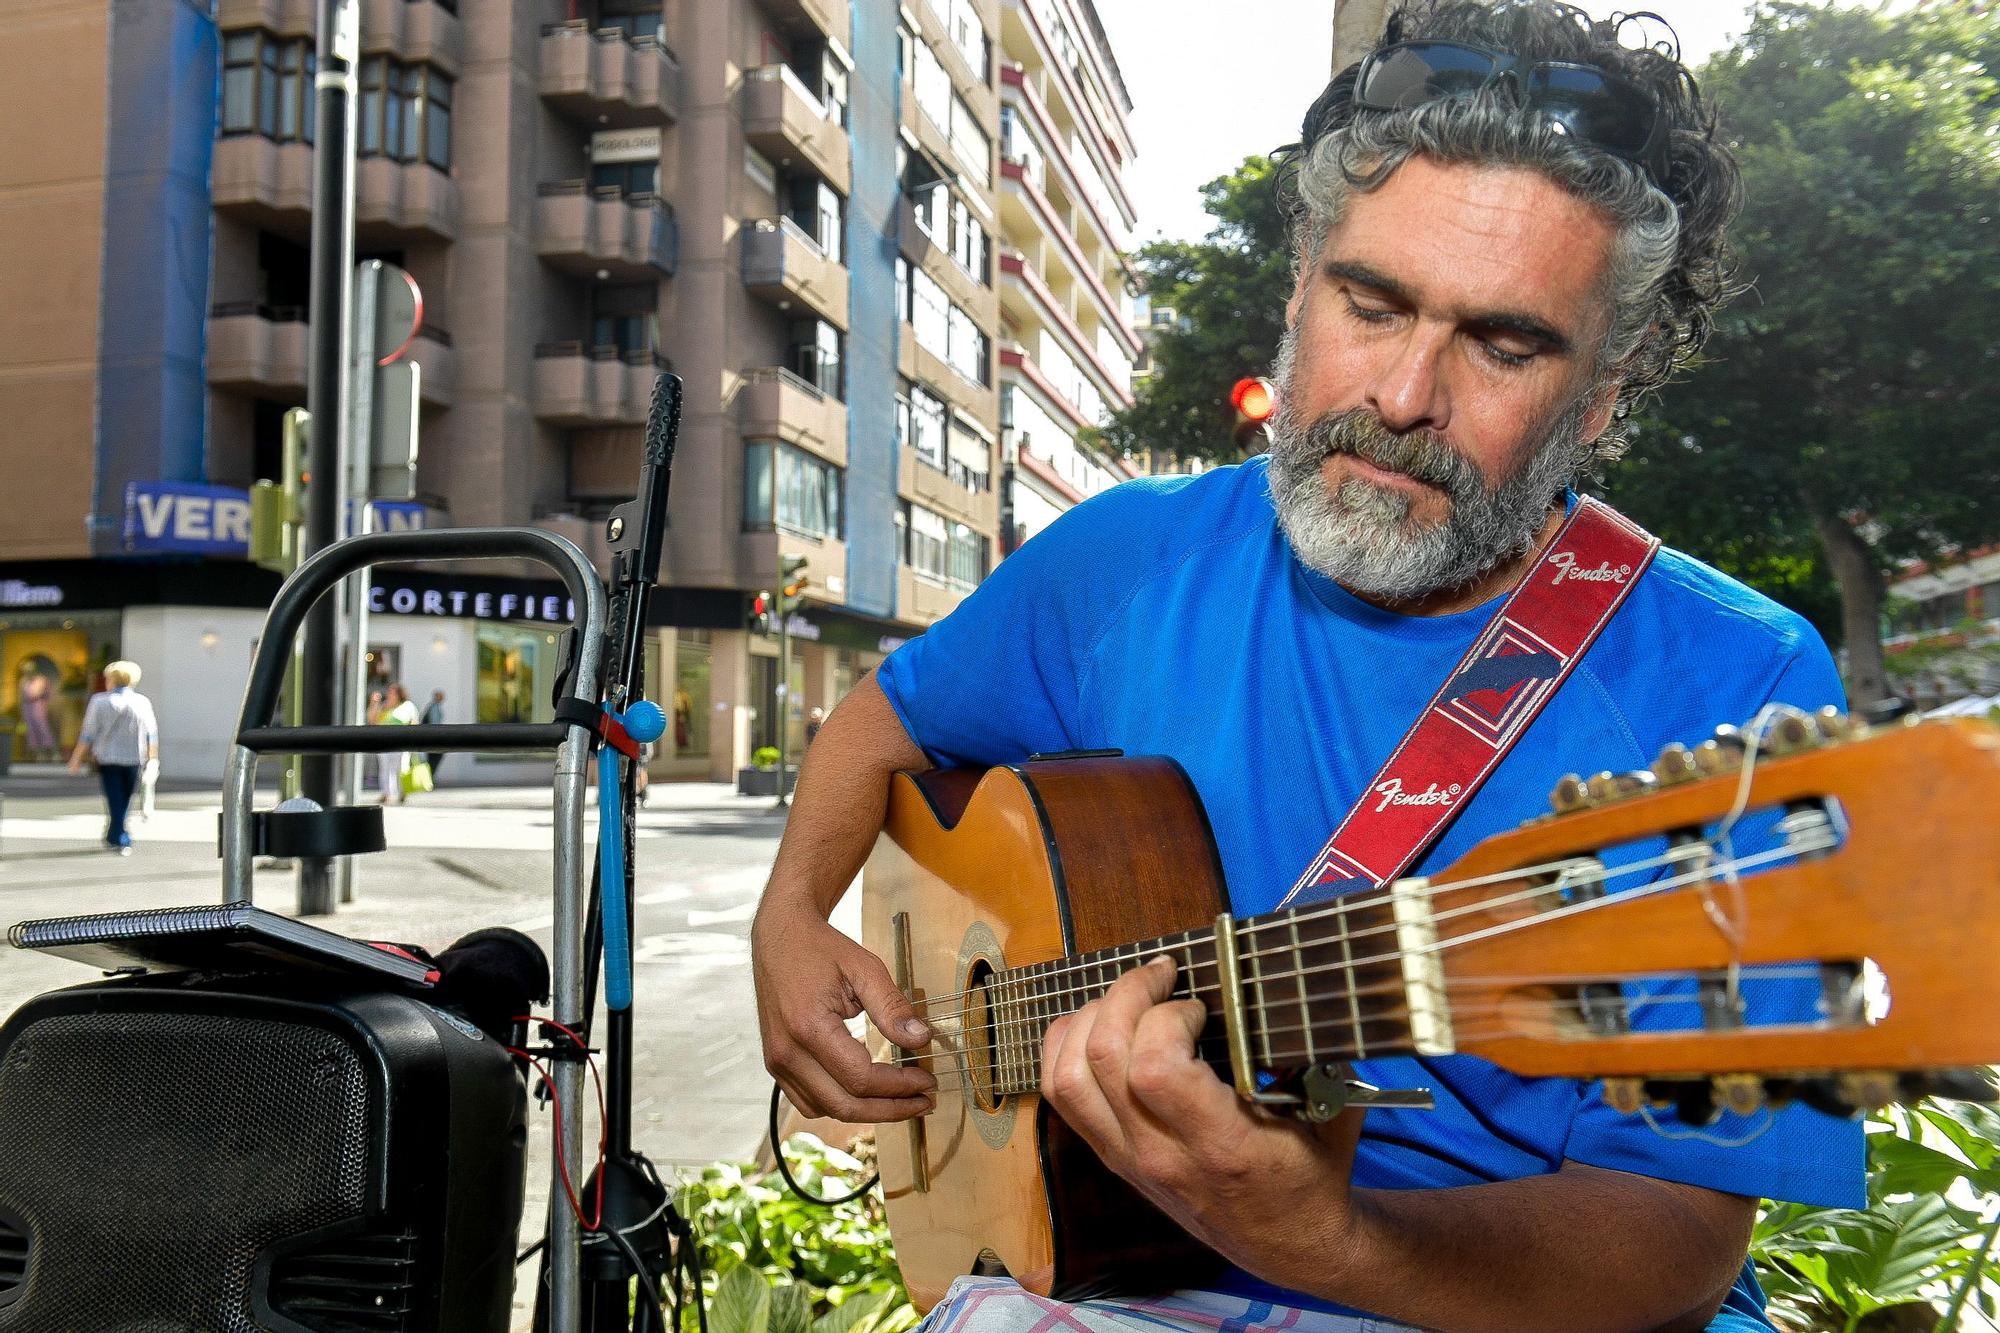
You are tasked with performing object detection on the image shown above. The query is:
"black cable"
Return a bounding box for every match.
[767,1083,880,1206]
[601,1223,671,1331]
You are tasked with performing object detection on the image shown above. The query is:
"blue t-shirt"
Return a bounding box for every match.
[877,458,1865,1331]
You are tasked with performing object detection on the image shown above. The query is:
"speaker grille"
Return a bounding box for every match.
[0,1006,373,1330]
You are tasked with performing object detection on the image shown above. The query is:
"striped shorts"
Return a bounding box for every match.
[915,1277,1416,1333]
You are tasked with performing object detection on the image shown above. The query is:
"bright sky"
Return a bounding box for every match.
[1090,1,1771,244]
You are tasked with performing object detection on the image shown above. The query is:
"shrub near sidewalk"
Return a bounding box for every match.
[1753,1101,2000,1332]
[679,1134,918,1333]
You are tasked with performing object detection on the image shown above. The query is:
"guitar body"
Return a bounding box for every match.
[862,755,1230,1309]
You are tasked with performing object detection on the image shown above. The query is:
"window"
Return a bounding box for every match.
[744,441,844,539]
[900,502,986,590]
[949,518,990,588]
[356,55,452,168]
[597,0,662,40]
[745,146,778,195]
[477,626,560,724]
[786,177,843,261]
[591,159,658,196]
[949,0,989,82]
[791,319,844,399]
[590,284,658,358]
[908,384,946,470]
[914,43,952,135]
[950,94,990,187]
[911,269,950,360]
[951,198,988,285]
[221,32,314,143]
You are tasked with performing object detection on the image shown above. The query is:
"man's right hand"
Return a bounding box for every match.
[752,899,937,1123]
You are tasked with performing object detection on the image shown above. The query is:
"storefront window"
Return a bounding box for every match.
[673,628,711,758]
[1,612,120,762]
[476,625,559,724]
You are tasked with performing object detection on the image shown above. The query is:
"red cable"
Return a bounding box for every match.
[510,1014,610,1232]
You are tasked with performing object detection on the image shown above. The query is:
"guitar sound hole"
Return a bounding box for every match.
[964,957,1004,1113]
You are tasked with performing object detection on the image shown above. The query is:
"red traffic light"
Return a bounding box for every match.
[1230,377,1276,422]
[751,591,769,616]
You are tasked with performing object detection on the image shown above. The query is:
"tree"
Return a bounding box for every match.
[1607,2,2000,705]
[1101,157,1295,466]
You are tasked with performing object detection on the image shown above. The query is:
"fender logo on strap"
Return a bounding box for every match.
[1283,497,1660,905]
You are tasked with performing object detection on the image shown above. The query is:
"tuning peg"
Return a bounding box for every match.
[1549,773,1589,815]
[1650,743,1699,785]
[1584,769,1656,804]
[1713,1074,1766,1118]
[1767,709,1821,754]
[1815,706,1857,742]
[1692,738,1740,777]
[1836,1071,1901,1114]
[1603,1077,1646,1116]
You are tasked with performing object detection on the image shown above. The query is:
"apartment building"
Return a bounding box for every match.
[0,0,1026,783]
[993,0,1140,552]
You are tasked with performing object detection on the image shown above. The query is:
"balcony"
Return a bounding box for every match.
[898,566,969,626]
[756,0,849,49]
[215,0,312,34]
[737,367,847,467]
[207,303,309,399]
[741,218,848,330]
[742,65,850,193]
[536,183,679,280]
[406,325,456,407]
[360,0,463,73]
[355,156,458,240]
[898,201,988,318]
[899,448,997,531]
[532,343,662,426]
[540,22,683,128]
[211,137,314,232]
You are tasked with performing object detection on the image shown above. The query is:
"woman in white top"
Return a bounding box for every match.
[66,659,159,855]
[376,683,420,804]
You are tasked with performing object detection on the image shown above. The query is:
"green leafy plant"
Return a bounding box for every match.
[677,1134,917,1333]
[752,747,782,771]
[1753,1101,2000,1331]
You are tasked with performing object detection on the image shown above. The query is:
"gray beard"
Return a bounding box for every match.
[1265,328,1597,603]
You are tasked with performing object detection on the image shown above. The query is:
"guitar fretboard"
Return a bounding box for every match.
[975,904,1419,1096]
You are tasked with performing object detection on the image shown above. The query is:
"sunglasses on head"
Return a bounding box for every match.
[1353,40,1670,187]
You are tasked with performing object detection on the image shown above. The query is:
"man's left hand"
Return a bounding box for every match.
[1039,955,1370,1269]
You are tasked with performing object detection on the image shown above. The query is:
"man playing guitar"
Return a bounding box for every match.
[752,2,1862,1329]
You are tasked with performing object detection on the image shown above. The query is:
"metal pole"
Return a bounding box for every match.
[774,573,791,810]
[298,0,360,916]
[338,263,379,905]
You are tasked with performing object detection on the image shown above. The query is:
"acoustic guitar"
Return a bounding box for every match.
[859,710,2000,1308]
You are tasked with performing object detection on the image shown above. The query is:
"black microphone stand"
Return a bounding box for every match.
[536,374,702,1333]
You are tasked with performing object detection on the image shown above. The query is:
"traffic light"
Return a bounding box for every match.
[251,407,311,573]
[1230,376,1277,455]
[749,589,773,636]
[777,555,810,617]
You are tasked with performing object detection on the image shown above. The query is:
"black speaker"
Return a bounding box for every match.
[0,972,527,1331]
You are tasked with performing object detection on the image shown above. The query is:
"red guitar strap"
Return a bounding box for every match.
[1280,496,1660,908]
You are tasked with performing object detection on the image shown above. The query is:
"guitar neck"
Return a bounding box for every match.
[984,907,1421,1096]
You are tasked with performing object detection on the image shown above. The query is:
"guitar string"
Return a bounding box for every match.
[895,844,1669,1019]
[906,972,1830,1096]
[898,830,1782,1020]
[897,833,1829,1031]
[881,838,1828,1071]
[892,963,1829,1080]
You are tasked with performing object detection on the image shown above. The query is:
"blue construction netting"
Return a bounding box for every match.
[841,0,904,620]
[90,0,217,553]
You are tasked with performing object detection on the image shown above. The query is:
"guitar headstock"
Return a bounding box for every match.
[1426,710,2000,1119]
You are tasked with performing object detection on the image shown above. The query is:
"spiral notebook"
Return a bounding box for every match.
[7,903,437,986]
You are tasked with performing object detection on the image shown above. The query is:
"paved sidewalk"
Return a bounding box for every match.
[0,771,841,1328]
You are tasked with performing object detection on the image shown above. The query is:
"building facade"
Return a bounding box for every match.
[1884,550,2000,711]
[993,0,1139,554]
[0,0,1065,783]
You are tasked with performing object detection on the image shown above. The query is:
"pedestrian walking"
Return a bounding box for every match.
[804,707,825,748]
[421,689,447,781]
[375,683,420,804]
[65,660,158,854]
